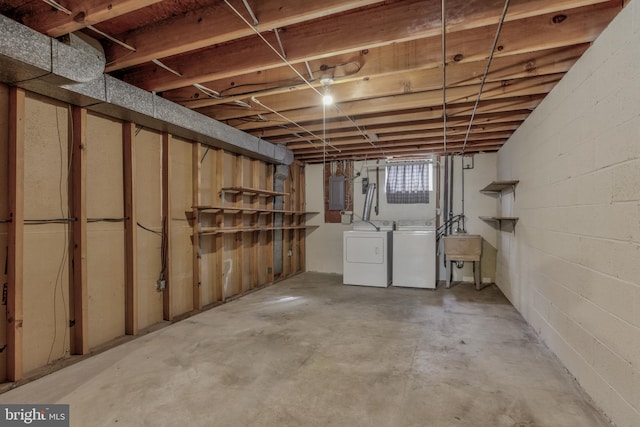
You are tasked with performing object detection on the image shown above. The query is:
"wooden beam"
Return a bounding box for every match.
[290,164,300,273]
[71,106,89,353]
[266,166,275,283]
[292,136,512,158]
[123,121,138,335]
[105,0,386,72]
[298,142,506,162]
[214,149,224,302]
[7,87,25,382]
[234,155,243,296]
[192,142,202,311]
[162,132,173,321]
[122,1,618,91]
[23,0,164,38]
[287,124,520,151]
[298,164,306,272]
[291,133,516,156]
[250,159,260,289]
[173,44,588,110]
[229,75,561,132]
[247,98,543,138]
[277,115,527,145]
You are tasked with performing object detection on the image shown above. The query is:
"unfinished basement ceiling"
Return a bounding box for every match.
[1,0,624,162]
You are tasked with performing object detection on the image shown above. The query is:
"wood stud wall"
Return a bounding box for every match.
[7,87,25,382]
[70,107,88,355]
[0,89,309,383]
[123,122,138,336]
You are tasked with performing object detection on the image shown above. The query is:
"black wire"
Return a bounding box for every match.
[24,218,77,224]
[201,147,210,164]
[0,219,11,223]
[137,222,162,236]
[87,217,128,223]
[160,216,167,280]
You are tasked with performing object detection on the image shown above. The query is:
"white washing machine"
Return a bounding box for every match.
[392,220,436,289]
[343,220,394,287]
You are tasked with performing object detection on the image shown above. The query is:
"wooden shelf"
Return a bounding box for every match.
[480,180,519,193]
[480,216,519,231]
[479,216,519,222]
[220,186,289,197]
[198,225,318,236]
[194,206,319,216]
[480,180,519,231]
[194,205,268,214]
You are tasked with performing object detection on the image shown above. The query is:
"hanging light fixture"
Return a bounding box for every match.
[320,74,334,105]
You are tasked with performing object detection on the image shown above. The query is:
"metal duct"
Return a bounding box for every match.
[0,15,293,165]
[362,183,376,221]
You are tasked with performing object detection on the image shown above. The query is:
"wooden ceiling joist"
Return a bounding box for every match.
[248,98,544,138]
[119,1,618,92]
[228,74,561,133]
[2,0,624,161]
[269,112,529,145]
[186,46,585,121]
[104,0,385,72]
[19,0,164,37]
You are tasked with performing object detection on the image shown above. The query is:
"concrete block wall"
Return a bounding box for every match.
[497,1,640,426]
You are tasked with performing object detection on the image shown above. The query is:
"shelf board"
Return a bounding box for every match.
[193,205,270,214]
[198,225,318,235]
[194,206,316,216]
[198,226,220,236]
[479,216,519,222]
[480,180,519,193]
[220,186,289,197]
[480,216,519,231]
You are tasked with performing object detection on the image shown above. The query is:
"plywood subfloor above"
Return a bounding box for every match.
[1,0,625,161]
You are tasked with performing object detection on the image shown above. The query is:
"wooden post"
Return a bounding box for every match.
[192,142,202,310]
[7,87,25,381]
[282,169,291,277]
[291,163,300,273]
[123,122,138,335]
[162,132,173,320]
[234,155,243,295]
[70,107,89,352]
[250,160,260,288]
[214,149,224,302]
[299,163,306,272]
[266,166,275,283]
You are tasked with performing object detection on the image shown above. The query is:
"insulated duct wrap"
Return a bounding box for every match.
[0,15,294,165]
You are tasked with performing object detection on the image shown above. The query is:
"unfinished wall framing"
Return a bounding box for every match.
[0,84,309,383]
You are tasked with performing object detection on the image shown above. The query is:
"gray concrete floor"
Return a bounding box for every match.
[0,273,610,427]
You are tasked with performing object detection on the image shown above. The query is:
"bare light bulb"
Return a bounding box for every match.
[323,93,334,105]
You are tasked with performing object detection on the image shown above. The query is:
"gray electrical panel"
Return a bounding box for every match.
[328,175,346,210]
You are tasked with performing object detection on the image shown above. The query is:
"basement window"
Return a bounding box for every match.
[385,161,432,204]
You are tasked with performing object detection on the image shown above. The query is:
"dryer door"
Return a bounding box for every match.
[345,235,385,264]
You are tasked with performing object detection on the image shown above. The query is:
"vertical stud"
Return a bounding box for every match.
[71,107,89,351]
[162,132,173,320]
[123,122,138,335]
[7,87,25,381]
[192,142,202,311]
